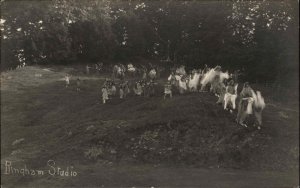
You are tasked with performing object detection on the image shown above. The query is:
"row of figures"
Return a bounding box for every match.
[101,78,158,104]
[166,65,265,129]
[133,79,156,97]
[101,79,131,104]
[85,62,265,129]
[112,63,164,80]
[86,62,165,81]
[86,62,103,74]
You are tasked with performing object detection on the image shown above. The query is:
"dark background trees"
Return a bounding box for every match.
[1,0,298,87]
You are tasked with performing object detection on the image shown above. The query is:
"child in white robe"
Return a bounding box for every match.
[224,80,238,112]
[65,74,70,88]
[86,64,90,74]
[102,86,109,104]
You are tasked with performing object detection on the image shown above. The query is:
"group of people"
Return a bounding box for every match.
[65,63,265,129]
[165,65,265,129]
[101,75,157,103]
[101,79,131,103]
[86,62,103,75]
[64,74,81,92]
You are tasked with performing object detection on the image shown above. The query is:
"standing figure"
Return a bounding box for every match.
[106,79,112,96]
[236,82,254,127]
[198,69,203,91]
[143,82,150,97]
[178,76,187,94]
[112,64,125,80]
[111,82,117,96]
[224,80,238,112]
[133,81,143,96]
[140,80,146,96]
[168,72,178,89]
[127,63,136,77]
[164,81,172,99]
[156,66,164,79]
[86,64,90,75]
[119,64,126,80]
[252,91,266,129]
[216,82,226,104]
[119,84,124,99]
[188,72,201,92]
[65,74,70,88]
[148,69,157,81]
[200,67,218,92]
[102,86,109,104]
[142,70,147,80]
[233,70,240,83]
[124,81,130,98]
[76,78,81,91]
[210,75,221,95]
[148,81,155,97]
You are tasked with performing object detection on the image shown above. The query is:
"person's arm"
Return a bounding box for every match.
[234,84,238,95]
[239,89,245,99]
[241,89,254,100]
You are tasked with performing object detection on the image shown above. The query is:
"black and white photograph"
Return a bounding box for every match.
[1,0,299,187]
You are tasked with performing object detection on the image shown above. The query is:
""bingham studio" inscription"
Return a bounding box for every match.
[3,160,78,177]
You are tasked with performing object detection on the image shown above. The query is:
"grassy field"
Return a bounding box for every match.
[1,66,299,187]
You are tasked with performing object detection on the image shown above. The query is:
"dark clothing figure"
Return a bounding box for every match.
[237,83,254,126]
[216,82,226,104]
[76,78,81,91]
[164,83,172,99]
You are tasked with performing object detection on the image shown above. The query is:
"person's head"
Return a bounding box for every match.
[244,82,250,88]
[229,79,234,86]
[214,66,221,71]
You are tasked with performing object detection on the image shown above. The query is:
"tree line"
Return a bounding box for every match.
[1,0,298,87]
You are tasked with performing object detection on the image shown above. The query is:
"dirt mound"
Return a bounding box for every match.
[40,92,298,171]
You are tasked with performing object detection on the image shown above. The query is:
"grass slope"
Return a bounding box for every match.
[1,66,299,187]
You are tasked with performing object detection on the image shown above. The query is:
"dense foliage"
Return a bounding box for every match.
[1,0,298,86]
